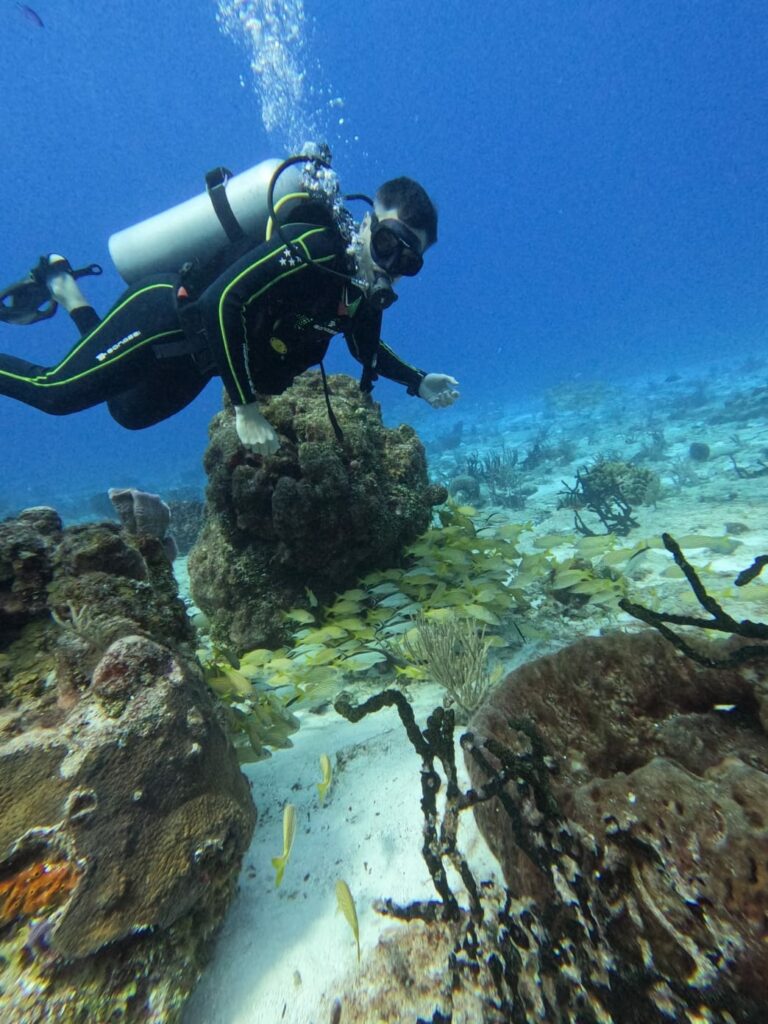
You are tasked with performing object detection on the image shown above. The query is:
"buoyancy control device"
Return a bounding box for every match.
[108,156,307,284]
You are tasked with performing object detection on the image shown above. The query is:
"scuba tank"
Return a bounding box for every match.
[0,145,379,326]
[108,157,306,284]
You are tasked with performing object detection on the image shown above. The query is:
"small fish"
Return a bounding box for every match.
[271,803,296,887]
[626,544,652,562]
[17,3,44,28]
[335,879,360,962]
[317,753,333,804]
[284,607,315,624]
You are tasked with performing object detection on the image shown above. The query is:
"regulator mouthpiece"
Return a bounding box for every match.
[368,272,398,311]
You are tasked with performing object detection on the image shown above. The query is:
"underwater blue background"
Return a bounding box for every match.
[2,0,767,513]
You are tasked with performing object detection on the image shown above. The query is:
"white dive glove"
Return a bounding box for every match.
[418,373,460,408]
[234,402,280,455]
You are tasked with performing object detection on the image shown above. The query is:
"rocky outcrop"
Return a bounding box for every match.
[189,374,446,652]
[0,509,256,1023]
[466,630,768,1021]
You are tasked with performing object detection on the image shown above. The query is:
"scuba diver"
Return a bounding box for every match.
[0,147,459,454]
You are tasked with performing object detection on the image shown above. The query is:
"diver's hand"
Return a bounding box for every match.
[234,402,280,455]
[418,373,460,408]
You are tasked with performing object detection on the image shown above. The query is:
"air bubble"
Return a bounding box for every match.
[216,0,318,147]
[216,1,357,155]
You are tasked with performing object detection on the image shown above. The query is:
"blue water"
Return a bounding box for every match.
[2,0,767,514]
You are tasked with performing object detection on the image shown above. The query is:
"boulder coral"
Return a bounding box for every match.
[0,508,256,1023]
[189,373,446,652]
[467,629,768,1020]
[0,505,61,628]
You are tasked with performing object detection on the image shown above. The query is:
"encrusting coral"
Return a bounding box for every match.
[0,854,81,926]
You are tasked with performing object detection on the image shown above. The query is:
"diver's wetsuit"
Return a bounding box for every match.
[0,217,427,429]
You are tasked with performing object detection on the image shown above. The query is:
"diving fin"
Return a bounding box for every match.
[0,257,102,326]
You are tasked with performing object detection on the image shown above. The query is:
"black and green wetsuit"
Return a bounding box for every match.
[0,217,427,429]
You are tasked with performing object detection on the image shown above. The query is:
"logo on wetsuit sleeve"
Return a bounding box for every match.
[278,248,302,268]
[95,330,141,362]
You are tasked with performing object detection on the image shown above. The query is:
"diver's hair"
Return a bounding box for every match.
[375,177,438,246]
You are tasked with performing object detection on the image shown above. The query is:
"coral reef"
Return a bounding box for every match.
[0,508,256,1023]
[559,457,660,535]
[188,373,446,652]
[459,447,537,509]
[191,505,529,761]
[48,520,193,705]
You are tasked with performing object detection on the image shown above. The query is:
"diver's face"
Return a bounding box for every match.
[368,205,429,278]
[357,206,428,309]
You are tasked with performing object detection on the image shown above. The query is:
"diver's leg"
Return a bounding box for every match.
[107,356,212,429]
[0,276,186,416]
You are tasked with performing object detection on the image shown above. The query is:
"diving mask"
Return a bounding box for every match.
[370,217,424,277]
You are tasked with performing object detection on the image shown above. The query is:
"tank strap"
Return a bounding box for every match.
[153,296,215,376]
[153,330,216,376]
[153,334,209,359]
[205,167,246,244]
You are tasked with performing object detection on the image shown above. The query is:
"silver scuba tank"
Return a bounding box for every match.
[108,158,305,284]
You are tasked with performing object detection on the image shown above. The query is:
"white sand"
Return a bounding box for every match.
[183,682,504,1024]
